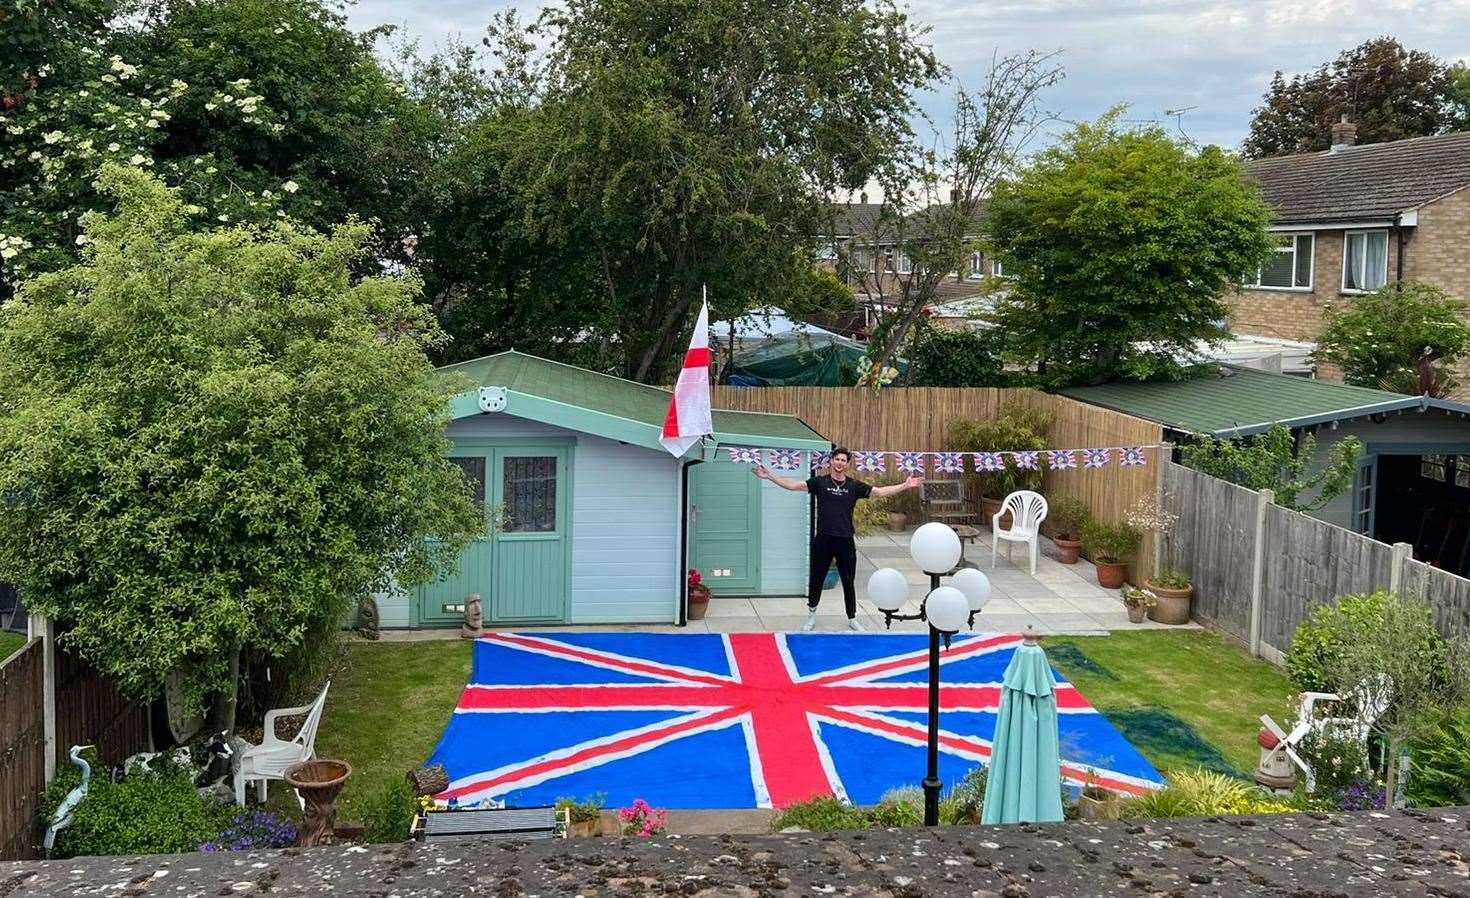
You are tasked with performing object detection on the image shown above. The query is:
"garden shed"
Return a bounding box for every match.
[373,351,830,629]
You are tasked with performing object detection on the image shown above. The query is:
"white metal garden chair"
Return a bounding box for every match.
[1258,673,1392,793]
[233,680,331,805]
[992,490,1049,575]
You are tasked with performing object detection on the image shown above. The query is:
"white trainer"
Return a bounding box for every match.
[847,617,865,632]
[800,610,818,632]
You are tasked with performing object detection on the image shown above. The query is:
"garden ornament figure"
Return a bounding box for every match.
[462,593,483,639]
[43,745,94,854]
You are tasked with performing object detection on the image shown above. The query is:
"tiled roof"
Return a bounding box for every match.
[1245,131,1470,224]
[825,199,990,241]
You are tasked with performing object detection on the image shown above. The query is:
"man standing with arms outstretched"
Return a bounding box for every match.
[755,449,923,632]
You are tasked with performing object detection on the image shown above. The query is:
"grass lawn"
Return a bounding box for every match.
[0,629,28,661]
[313,628,1294,822]
[1045,629,1295,776]
[315,638,472,821]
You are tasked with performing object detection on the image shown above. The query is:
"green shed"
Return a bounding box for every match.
[373,351,830,629]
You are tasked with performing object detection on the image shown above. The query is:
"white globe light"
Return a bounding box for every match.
[867,568,909,612]
[910,522,962,574]
[926,586,969,633]
[951,568,992,612]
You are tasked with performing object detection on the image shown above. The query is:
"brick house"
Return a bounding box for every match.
[1230,126,1470,382]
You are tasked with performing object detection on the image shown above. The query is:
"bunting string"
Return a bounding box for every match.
[724,444,1167,473]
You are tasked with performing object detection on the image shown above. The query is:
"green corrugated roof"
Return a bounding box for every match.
[439,351,826,446]
[1060,366,1430,437]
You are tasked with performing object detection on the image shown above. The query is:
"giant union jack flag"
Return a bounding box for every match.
[427,633,1163,809]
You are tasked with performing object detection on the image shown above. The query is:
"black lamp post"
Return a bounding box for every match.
[869,524,992,827]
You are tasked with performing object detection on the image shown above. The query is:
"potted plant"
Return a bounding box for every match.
[1047,496,1090,564]
[949,408,1051,527]
[617,798,668,837]
[1120,585,1156,625]
[556,793,606,837]
[1145,569,1192,625]
[1081,519,1140,588]
[686,569,711,620]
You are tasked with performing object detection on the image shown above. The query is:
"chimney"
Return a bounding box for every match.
[1330,115,1357,153]
[859,191,869,205]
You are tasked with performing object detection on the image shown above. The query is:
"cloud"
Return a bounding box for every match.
[345,0,1470,150]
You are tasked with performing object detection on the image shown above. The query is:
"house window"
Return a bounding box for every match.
[968,251,983,280]
[851,246,874,272]
[897,252,912,274]
[1342,230,1388,292]
[1246,233,1313,289]
[816,240,837,262]
[993,259,1008,278]
[1422,454,1448,483]
[882,246,896,273]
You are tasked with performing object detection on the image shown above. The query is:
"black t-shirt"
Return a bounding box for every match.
[806,474,873,537]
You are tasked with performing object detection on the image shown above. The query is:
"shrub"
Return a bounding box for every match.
[617,799,667,836]
[942,766,988,825]
[40,754,234,858]
[556,793,606,825]
[1150,569,1191,590]
[1048,496,1090,541]
[908,326,1007,387]
[200,811,297,852]
[870,788,925,828]
[363,778,417,844]
[949,407,1051,500]
[1407,705,1470,808]
[1295,721,1371,795]
[1120,769,1293,818]
[769,795,870,832]
[1081,519,1140,564]
[1287,591,1444,693]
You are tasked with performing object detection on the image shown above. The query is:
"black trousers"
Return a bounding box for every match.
[808,533,858,618]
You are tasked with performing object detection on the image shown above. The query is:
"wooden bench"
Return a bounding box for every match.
[416,806,561,842]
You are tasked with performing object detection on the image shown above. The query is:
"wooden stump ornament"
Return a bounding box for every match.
[407,763,449,796]
[356,595,380,641]
[461,592,483,639]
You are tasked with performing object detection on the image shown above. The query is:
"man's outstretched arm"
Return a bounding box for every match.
[753,466,808,492]
[870,476,924,498]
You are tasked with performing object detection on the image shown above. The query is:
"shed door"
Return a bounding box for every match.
[689,461,761,594]
[417,449,495,626]
[491,447,570,622]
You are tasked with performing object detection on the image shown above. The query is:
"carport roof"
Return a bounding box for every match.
[440,351,829,454]
[1060,365,1470,438]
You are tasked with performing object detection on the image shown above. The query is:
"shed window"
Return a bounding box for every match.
[449,457,486,506]
[503,456,558,532]
[1343,230,1388,292]
[1247,234,1313,289]
[1422,454,1448,483]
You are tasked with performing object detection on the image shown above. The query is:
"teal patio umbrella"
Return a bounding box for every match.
[981,628,1064,824]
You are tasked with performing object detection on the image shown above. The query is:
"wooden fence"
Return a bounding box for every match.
[1162,462,1470,663]
[712,386,1166,580]
[0,639,46,862]
[0,624,152,861]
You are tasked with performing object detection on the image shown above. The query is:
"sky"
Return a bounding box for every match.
[346,0,1470,152]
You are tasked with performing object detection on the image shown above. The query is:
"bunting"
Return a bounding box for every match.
[855,451,887,474]
[1120,447,1147,467]
[932,452,966,474]
[1084,448,1111,469]
[768,449,803,471]
[810,449,833,470]
[1046,449,1078,470]
[973,452,1007,472]
[895,452,926,474]
[719,444,1156,473]
[727,447,762,464]
[1011,450,1041,471]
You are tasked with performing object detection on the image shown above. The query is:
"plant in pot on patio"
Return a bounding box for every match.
[1125,495,1192,625]
[1119,585,1156,625]
[687,569,712,620]
[949,407,1051,527]
[1082,519,1140,589]
[1047,496,1091,564]
[557,793,606,837]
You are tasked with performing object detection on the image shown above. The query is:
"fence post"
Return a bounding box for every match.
[1152,445,1171,578]
[1248,489,1275,659]
[1389,542,1413,594]
[27,612,57,783]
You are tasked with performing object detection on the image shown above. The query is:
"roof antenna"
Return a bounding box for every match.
[1165,105,1198,140]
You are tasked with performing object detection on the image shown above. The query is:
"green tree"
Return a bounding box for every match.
[1314,281,1470,396]
[1448,62,1470,133]
[906,325,1005,387]
[1243,38,1453,158]
[0,166,483,727]
[1182,424,1361,512]
[987,112,1275,387]
[491,0,941,382]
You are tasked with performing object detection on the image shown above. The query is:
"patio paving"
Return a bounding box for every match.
[378,526,1197,640]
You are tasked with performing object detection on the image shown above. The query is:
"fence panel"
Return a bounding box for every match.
[711,387,1164,579]
[54,646,151,771]
[1160,463,1257,638]
[0,639,46,861]
[1400,559,1470,637]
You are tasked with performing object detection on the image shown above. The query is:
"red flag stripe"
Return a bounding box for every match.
[682,346,711,368]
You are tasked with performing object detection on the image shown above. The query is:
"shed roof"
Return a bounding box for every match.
[1245,131,1470,225]
[1060,366,1468,437]
[440,351,828,453]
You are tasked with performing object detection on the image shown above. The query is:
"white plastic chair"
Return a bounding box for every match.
[233,680,331,805]
[1258,673,1391,793]
[992,490,1049,575]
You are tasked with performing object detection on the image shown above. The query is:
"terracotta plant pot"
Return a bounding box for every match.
[1126,604,1147,624]
[687,587,711,621]
[886,512,908,532]
[1094,560,1127,589]
[979,496,1010,530]
[569,819,600,838]
[1146,581,1192,625]
[1054,537,1082,564]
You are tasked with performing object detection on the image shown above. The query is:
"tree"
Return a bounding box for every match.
[1322,592,1470,807]
[906,325,1006,387]
[0,166,483,728]
[487,0,941,383]
[987,112,1276,387]
[838,52,1062,384]
[1243,38,1453,158]
[1182,424,1361,512]
[1449,62,1470,133]
[1315,281,1470,397]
